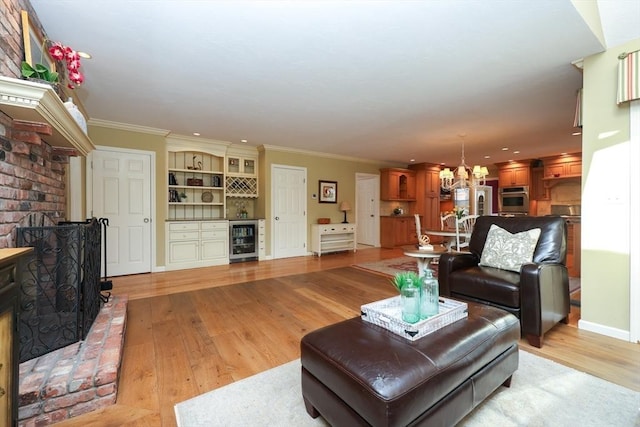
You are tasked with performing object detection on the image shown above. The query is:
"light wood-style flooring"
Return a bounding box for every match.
[55,247,639,426]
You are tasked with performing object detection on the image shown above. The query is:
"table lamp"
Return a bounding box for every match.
[339,201,351,224]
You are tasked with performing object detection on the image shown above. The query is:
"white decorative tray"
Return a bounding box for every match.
[361,296,468,341]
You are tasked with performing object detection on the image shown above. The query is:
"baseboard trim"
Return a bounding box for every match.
[578,319,630,342]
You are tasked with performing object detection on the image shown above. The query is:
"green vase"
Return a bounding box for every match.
[401,286,420,324]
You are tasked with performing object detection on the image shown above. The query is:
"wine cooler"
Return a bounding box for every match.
[229,220,258,263]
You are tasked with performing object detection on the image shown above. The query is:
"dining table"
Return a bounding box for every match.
[423,229,472,252]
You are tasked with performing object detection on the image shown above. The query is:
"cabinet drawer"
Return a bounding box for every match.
[169,222,199,231]
[319,224,356,234]
[170,231,199,240]
[201,230,227,239]
[201,221,228,230]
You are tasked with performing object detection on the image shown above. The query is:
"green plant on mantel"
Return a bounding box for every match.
[21,62,59,83]
[390,271,420,293]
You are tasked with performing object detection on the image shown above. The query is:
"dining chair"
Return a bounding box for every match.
[414,214,431,247]
[414,214,422,237]
[454,214,479,251]
[440,213,457,231]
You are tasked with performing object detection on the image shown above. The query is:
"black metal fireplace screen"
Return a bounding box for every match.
[16,218,102,363]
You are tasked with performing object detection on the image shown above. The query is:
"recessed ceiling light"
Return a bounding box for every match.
[193,132,200,136]
[484,155,491,159]
[78,51,92,59]
[513,150,520,154]
[410,159,415,162]
[572,132,582,136]
[241,139,248,143]
[501,147,509,151]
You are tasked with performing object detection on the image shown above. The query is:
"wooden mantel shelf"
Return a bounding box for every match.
[0,76,95,156]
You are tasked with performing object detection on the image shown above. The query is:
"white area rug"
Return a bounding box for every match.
[174,351,639,427]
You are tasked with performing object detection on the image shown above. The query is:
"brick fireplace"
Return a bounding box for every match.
[0,118,70,248]
[2,2,127,425]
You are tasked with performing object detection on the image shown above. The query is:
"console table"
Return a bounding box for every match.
[311,224,357,256]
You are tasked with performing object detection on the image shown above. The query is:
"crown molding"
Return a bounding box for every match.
[258,144,398,167]
[88,118,170,136]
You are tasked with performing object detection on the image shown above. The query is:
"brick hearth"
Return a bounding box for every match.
[18,296,128,426]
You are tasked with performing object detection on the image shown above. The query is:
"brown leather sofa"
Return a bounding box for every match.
[438,215,570,348]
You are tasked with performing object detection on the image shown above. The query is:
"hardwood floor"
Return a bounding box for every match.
[55,247,640,426]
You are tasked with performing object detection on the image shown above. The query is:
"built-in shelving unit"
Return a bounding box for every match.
[225,147,258,198]
[168,150,225,220]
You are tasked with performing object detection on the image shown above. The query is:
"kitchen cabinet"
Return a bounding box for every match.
[380,216,417,248]
[497,162,530,187]
[530,167,549,201]
[566,222,581,277]
[541,153,581,178]
[380,168,416,201]
[409,163,441,231]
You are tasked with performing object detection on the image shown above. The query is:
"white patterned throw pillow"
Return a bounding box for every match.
[479,224,541,273]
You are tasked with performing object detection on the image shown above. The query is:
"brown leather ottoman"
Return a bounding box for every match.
[300,301,520,427]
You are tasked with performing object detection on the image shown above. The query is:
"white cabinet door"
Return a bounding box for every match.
[168,241,199,264]
[201,239,227,260]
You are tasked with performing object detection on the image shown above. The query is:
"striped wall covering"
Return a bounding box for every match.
[617,49,639,104]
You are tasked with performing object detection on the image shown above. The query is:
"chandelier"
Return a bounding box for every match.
[439,135,489,190]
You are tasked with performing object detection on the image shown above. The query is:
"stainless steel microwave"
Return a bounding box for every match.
[499,186,529,214]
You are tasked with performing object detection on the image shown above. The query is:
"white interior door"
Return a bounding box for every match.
[356,173,380,246]
[90,148,153,276]
[271,164,307,259]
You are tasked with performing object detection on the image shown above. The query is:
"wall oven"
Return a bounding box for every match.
[229,220,258,263]
[499,186,529,214]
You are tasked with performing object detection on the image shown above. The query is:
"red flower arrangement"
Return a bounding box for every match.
[21,40,85,89]
[47,42,84,88]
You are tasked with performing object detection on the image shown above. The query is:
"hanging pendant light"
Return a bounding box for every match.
[439,134,488,190]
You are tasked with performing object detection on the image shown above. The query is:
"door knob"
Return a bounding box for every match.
[144,218,150,223]
[275,216,279,220]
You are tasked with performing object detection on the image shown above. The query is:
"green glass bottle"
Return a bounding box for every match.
[420,268,439,319]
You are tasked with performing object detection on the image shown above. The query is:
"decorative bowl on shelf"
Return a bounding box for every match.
[201,192,213,203]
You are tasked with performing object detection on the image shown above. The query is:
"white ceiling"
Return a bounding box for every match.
[30,1,640,167]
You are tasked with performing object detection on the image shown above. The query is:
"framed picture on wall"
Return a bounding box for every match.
[21,10,56,71]
[319,180,337,203]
